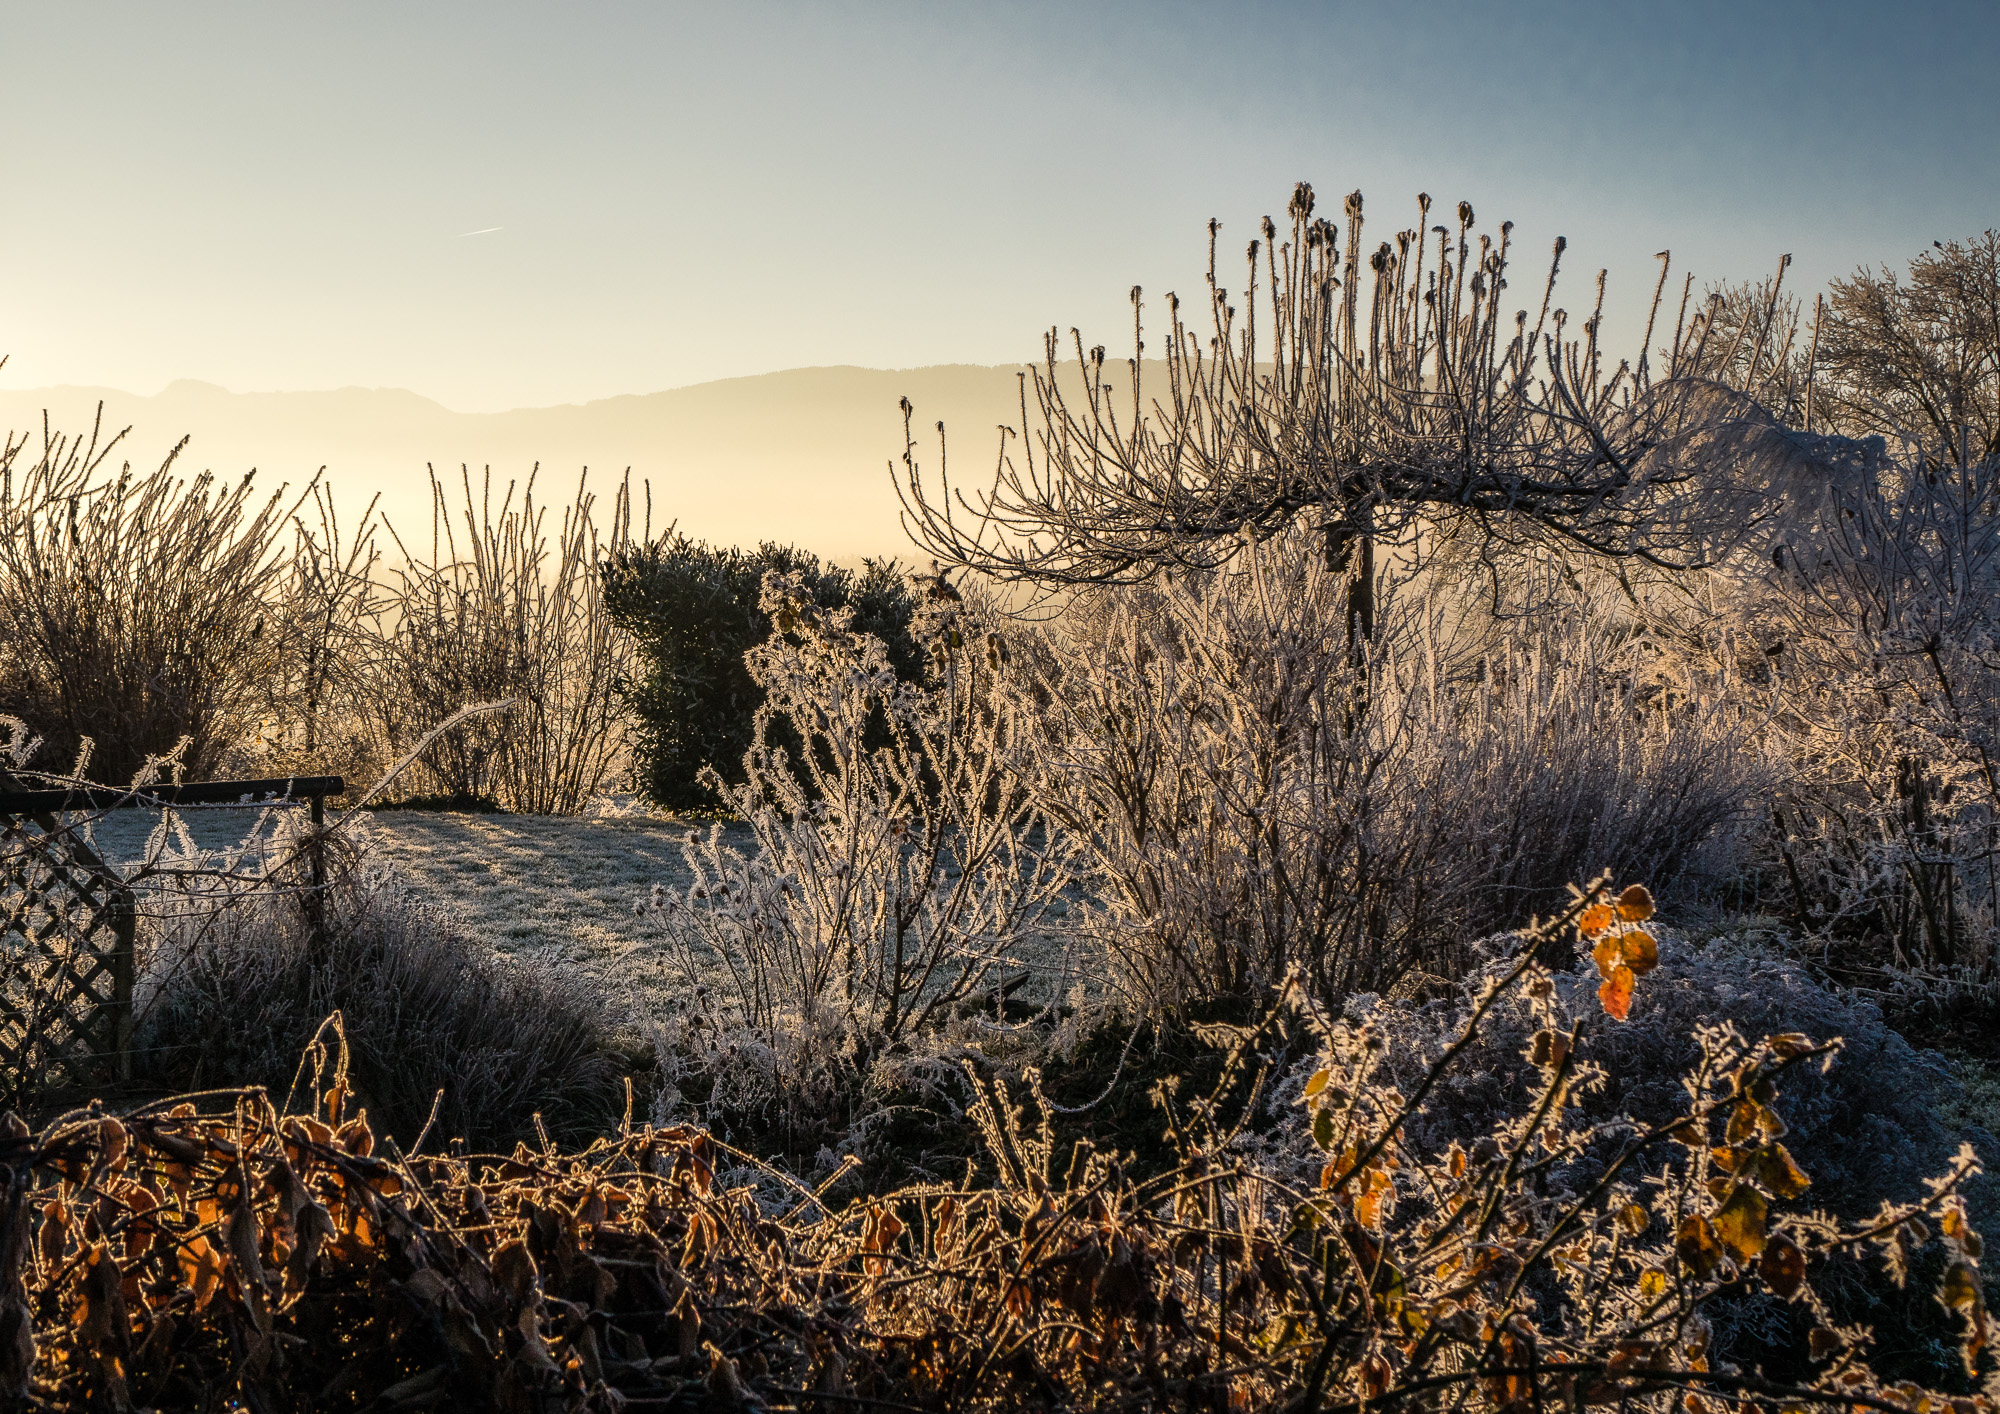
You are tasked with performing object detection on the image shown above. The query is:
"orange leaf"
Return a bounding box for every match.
[1620,929,1660,976]
[1616,884,1656,922]
[1598,966,1635,1020]
[1579,903,1616,938]
[180,1234,223,1310]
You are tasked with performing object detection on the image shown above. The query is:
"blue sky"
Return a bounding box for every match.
[4,0,1995,411]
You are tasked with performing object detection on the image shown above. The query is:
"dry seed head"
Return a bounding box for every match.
[1458,200,1474,227]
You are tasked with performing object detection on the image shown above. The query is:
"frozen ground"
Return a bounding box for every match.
[83,804,736,1002]
[81,803,1087,1010]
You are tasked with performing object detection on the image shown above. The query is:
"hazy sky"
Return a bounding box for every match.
[6,1,1996,413]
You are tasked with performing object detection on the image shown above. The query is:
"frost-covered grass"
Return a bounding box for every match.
[86,804,740,1005]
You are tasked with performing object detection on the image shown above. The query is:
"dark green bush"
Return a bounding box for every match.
[601,534,923,810]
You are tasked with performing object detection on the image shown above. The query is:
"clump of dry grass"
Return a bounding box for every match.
[247,483,388,782]
[135,871,626,1152]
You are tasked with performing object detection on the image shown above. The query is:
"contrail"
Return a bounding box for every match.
[454,226,503,238]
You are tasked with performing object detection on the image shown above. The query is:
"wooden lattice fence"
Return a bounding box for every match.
[0,811,135,1102]
[0,775,341,1106]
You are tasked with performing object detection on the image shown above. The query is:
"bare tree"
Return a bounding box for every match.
[1817,230,2000,466]
[897,184,1862,620]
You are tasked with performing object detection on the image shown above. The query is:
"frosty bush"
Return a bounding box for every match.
[1753,453,2000,975]
[1370,925,1992,1219]
[1355,921,1996,1381]
[640,571,1075,1155]
[1030,531,1762,1013]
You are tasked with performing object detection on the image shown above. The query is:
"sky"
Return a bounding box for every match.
[4,0,1998,413]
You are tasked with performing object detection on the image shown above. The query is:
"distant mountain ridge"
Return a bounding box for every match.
[0,365,1047,562]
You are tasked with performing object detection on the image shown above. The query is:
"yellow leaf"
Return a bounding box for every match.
[1941,1260,1981,1311]
[1677,1215,1726,1280]
[1712,1185,1769,1263]
[1742,1144,1812,1201]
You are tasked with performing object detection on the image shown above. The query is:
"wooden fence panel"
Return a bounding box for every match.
[0,775,340,1104]
[0,813,136,1102]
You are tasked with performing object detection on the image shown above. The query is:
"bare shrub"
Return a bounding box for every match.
[901,183,1832,606]
[1367,924,1997,1382]
[1030,532,1762,1013]
[7,884,1993,1410]
[367,466,634,813]
[0,414,301,784]
[1751,453,2000,975]
[641,571,1076,1157]
[248,484,388,781]
[136,871,624,1151]
[1816,229,2000,464]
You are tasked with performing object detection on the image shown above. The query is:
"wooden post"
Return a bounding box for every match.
[307,790,327,948]
[109,884,136,1083]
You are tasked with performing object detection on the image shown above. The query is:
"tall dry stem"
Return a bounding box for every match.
[0,410,303,783]
[370,465,634,813]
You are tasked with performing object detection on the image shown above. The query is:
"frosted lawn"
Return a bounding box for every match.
[83,804,745,1003]
[83,803,1086,1009]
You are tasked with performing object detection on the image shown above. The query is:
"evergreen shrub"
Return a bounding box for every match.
[601,534,922,810]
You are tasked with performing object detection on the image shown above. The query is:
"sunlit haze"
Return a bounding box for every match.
[5,1,1997,556]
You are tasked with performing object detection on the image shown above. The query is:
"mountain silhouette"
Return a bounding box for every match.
[0,365,1052,563]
